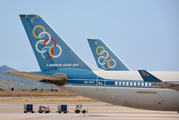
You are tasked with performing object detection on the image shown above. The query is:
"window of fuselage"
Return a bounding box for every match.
[130,82,133,86]
[126,82,129,86]
[137,82,140,86]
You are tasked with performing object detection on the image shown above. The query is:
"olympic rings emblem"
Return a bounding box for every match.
[33,25,62,60]
[141,70,149,77]
[96,46,116,69]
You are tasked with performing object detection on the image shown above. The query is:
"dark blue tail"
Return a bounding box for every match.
[138,70,162,82]
[88,39,130,71]
[20,14,91,71]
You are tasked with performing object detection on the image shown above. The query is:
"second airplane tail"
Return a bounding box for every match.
[88,39,131,71]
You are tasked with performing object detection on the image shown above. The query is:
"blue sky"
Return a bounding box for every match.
[0,0,179,71]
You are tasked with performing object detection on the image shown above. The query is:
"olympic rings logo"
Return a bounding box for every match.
[96,46,116,69]
[32,25,62,60]
[141,70,149,77]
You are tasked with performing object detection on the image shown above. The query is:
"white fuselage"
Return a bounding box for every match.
[59,71,179,111]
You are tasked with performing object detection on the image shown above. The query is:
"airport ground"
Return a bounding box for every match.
[0,101,179,120]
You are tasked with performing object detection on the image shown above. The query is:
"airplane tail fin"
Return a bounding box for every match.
[20,14,93,71]
[87,39,131,71]
[138,70,162,82]
[138,70,179,91]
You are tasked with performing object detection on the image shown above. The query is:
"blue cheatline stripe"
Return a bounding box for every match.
[65,79,164,89]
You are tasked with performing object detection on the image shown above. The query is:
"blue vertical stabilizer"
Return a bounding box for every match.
[88,39,130,71]
[20,14,91,71]
[138,70,162,82]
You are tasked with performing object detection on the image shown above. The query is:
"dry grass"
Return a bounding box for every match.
[0,90,76,97]
[0,96,96,101]
[0,90,96,101]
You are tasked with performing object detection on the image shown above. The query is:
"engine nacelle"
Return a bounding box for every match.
[47,73,67,86]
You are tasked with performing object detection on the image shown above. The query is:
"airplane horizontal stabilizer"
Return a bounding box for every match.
[152,82,179,91]
[5,71,67,86]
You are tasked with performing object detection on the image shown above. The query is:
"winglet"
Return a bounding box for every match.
[138,70,162,82]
